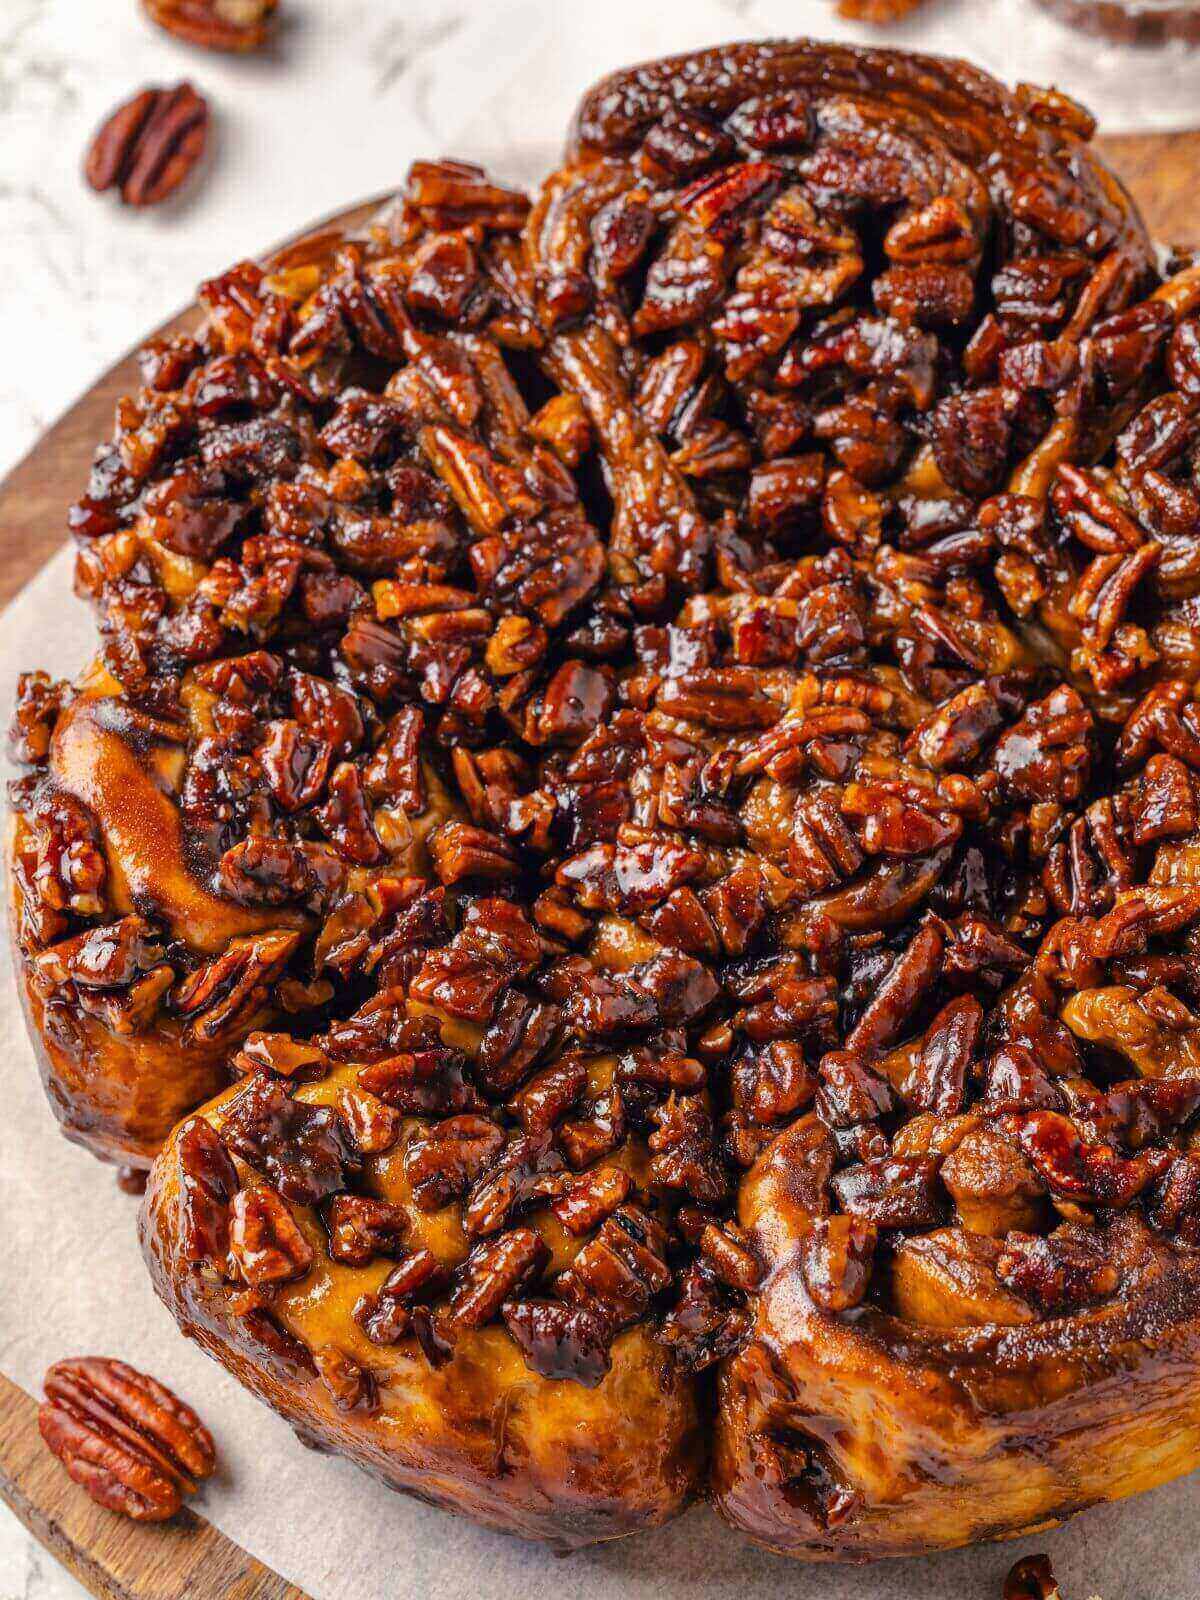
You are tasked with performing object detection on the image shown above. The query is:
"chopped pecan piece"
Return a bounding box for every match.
[463,1131,565,1238]
[996,1225,1120,1313]
[314,1347,377,1415]
[658,1257,752,1373]
[173,930,300,1043]
[228,1186,315,1284]
[357,1042,481,1117]
[1003,1555,1064,1600]
[502,1299,613,1387]
[142,0,277,52]
[222,1078,361,1205]
[324,1194,409,1266]
[449,1229,549,1330]
[428,821,519,885]
[830,1156,946,1228]
[648,1097,728,1206]
[354,1248,449,1345]
[176,1116,238,1270]
[557,1206,671,1329]
[404,1116,506,1211]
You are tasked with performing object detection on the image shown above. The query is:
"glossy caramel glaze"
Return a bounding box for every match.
[8,687,310,1164]
[51,693,307,952]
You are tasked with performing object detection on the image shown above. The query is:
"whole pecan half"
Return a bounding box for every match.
[39,1357,216,1521]
[84,83,209,208]
[142,0,278,53]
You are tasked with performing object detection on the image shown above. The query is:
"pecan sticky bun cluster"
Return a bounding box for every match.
[13,38,1200,1560]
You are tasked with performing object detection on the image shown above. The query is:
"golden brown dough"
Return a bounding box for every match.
[140,1066,703,1548]
[9,686,310,1162]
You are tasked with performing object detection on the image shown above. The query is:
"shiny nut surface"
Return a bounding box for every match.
[38,1357,216,1522]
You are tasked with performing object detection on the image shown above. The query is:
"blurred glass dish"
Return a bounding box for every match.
[1034,0,1200,42]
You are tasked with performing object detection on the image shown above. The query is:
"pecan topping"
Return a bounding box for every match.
[448,1229,550,1330]
[39,1358,215,1522]
[502,1300,613,1387]
[173,930,301,1044]
[84,84,209,207]
[176,1116,238,1270]
[222,1077,360,1205]
[355,1248,449,1345]
[228,1186,314,1284]
[404,1116,506,1211]
[324,1194,409,1266]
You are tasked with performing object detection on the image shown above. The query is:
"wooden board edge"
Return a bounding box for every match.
[0,1373,312,1600]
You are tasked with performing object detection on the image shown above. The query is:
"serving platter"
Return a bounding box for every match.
[2,126,1200,1598]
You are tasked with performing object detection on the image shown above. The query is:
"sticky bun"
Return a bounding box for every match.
[14,37,1200,1558]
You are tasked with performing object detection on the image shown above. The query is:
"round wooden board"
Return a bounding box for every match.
[3,133,1200,613]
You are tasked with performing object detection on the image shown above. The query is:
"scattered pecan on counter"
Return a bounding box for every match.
[38,1357,216,1521]
[84,82,209,207]
[1034,0,1200,44]
[142,0,278,53]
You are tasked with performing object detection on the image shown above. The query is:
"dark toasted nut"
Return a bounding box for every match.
[39,1358,215,1522]
[1003,1553,1064,1600]
[228,1186,314,1284]
[84,84,209,207]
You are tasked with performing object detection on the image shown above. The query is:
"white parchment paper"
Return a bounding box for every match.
[5,3,1200,1594]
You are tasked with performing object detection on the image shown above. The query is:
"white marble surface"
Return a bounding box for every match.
[5,1,1200,1595]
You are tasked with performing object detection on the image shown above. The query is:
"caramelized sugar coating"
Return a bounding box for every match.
[16,38,1200,1555]
[141,1060,703,1548]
